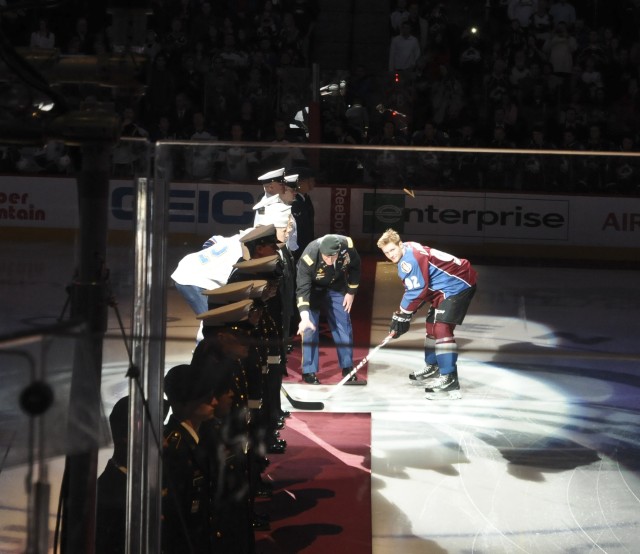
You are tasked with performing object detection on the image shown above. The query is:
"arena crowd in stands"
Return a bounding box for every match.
[1,0,639,194]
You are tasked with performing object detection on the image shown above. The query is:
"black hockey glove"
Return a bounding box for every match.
[389,311,412,338]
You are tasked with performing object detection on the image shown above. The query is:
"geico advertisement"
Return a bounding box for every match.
[110,182,265,234]
[0,178,267,235]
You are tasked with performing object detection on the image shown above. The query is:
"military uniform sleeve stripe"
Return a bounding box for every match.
[302,254,314,265]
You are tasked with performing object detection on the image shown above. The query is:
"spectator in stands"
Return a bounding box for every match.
[580,56,602,90]
[430,64,465,128]
[583,123,612,191]
[278,12,305,64]
[177,54,205,110]
[608,135,640,195]
[236,99,263,141]
[30,18,55,49]
[389,21,421,81]
[149,114,175,142]
[483,124,517,190]
[255,3,280,41]
[452,120,483,188]
[543,21,577,101]
[170,91,196,140]
[189,1,217,45]
[577,28,606,67]
[215,122,259,182]
[508,0,537,29]
[410,120,452,189]
[510,49,532,88]
[142,29,162,63]
[65,16,92,54]
[345,97,370,142]
[144,54,177,125]
[186,111,217,181]
[367,120,408,187]
[390,0,410,35]
[112,107,149,177]
[504,18,528,64]
[262,118,308,170]
[557,127,585,191]
[530,0,553,46]
[521,124,557,191]
[162,16,189,72]
[407,2,428,53]
[549,0,576,29]
[220,32,250,69]
[484,58,510,111]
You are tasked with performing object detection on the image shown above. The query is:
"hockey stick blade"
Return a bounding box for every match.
[281,386,324,410]
[323,332,395,399]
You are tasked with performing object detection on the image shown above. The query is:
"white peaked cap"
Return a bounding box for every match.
[257,167,286,182]
[262,201,291,228]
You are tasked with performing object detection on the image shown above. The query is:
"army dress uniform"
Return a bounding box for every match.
[229,250,287,456]
[162,414,215,554]
[296,234,361,383]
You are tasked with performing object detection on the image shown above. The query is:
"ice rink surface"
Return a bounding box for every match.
[1,238,639,553]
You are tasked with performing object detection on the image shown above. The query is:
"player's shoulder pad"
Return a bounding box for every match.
[302,254,314,266]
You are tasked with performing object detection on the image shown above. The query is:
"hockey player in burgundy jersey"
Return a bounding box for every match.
[377,228,477,399]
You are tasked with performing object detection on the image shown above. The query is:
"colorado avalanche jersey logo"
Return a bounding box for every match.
[400,261,412,274]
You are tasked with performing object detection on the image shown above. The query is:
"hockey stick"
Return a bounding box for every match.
[323,331,395,399]
[281,386,325,411]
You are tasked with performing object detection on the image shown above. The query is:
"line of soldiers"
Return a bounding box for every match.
[161,166,303,553]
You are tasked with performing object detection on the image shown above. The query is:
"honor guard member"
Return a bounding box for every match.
[161,360,235,554]
[231,246,288,455]
[171,233,247,315]
[258,202,297,345]
[296,234,361,384]
[171,228,256,343]
[202,282,261,408]
[281,173,300,253]
[255,203,297,425]
[96,397,129,554]
[253,167,286,226]
[377,228,477,400]
[290,166,316,260]
[201,282,268,468]
[195,299,263,549]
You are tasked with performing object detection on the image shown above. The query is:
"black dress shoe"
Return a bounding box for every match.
[252,513,271,531]
[267,441,286,454]
[342,367,358,382]
[302,372,320,384]
[255,482,273,498]
[256,456,270,471]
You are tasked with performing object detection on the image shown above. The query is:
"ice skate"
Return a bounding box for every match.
[424,371,462,400]
[409,363,439,385]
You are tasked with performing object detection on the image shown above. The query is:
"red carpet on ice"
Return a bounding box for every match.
[255,412,372,553]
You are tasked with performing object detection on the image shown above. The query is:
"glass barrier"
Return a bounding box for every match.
[1,139,639,553]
